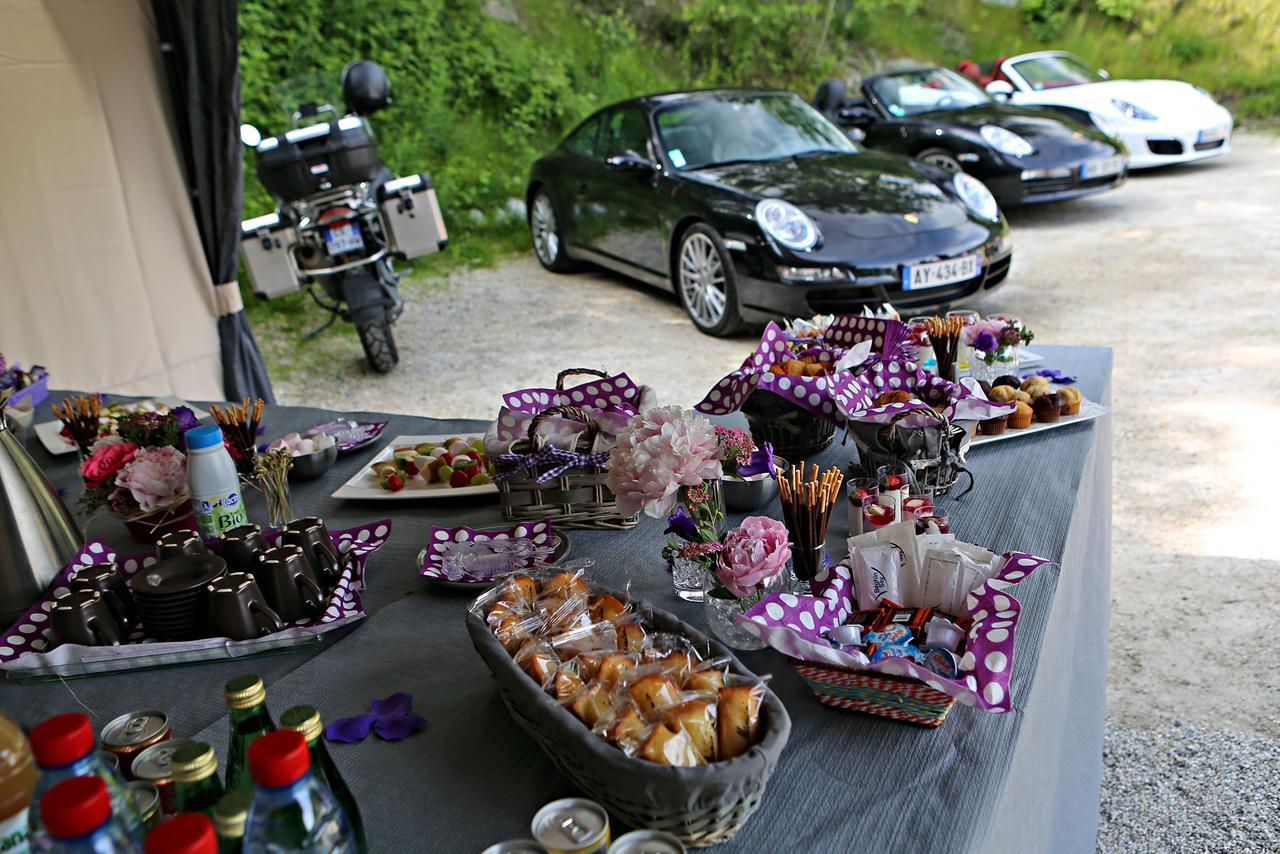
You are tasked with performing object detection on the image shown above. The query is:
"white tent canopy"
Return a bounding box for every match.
[0,0,224,399]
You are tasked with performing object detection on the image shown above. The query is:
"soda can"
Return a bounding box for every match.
[130,737,195,817]
[101,710,170,779]
[531,798,610,854]
[126,781,161,830]
[609,830,686,854]
[96,750,120,773]
[480,841,549,854]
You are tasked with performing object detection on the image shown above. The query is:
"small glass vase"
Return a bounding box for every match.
[702,571,789,651]
[670,555,711,602]
[970,346,1019,383]
[665,479,726,603]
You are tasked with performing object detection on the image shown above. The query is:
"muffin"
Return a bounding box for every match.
[1008,401,1033,429]
[1012,389,1033,405]
[979,415,1008,436]
[1021,375,1050,393]
[993,375,1021,389]
[1057,386,1082,416]
[1033,393,1063,423]
[988,385,1017,403]
[872,389,913,406]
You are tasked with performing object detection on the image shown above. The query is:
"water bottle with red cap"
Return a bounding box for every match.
[142,814,216,854]
[244,731,354,852]
[38,776,138,853]
[27,715,142,850]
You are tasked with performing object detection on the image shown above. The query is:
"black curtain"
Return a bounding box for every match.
[152,0,275,403]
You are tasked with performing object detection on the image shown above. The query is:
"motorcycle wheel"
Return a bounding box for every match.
[357,320,399,373]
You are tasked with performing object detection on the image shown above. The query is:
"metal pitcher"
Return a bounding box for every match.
[0,393,83,623]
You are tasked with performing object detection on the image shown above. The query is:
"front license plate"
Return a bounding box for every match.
[324,222,364,255]
[902,254,980,291]
[1197,126,1229,144]
[1080,155,1125,180]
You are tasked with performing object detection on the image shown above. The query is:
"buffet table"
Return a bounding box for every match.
[3,345,1112,852]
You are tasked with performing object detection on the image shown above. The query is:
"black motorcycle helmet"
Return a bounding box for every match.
[341,60,391,115]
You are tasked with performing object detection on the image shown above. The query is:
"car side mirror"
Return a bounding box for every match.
[985,80,1014,100]
[1097,69,1110,80]
[836,105,878,128]
[240,123,262,147]
[605,151,654,172]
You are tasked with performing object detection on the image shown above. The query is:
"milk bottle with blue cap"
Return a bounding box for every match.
[184,425,248,537]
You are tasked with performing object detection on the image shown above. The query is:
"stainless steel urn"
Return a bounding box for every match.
[0,398,83,623]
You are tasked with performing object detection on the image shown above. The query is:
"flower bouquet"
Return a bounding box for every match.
[702,516,793,649]
[78,407,199,542]
[714,426,785,512]
[964,318,1034,383]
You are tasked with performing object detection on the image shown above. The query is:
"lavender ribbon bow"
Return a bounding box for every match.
[493,445,611,484]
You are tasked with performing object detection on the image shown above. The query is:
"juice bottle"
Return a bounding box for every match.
[0,715,37,854]
[222,676,274,792]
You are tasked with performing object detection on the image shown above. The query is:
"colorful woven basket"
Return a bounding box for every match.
[793,662,956,728]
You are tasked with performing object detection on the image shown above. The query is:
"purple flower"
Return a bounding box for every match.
[370,692,413,719]
[324,691,425,744]
[736,442,775,478]
[325,714,376,743]
[972,331,999,354]
[663,505,699,542]
[374,713,426,741]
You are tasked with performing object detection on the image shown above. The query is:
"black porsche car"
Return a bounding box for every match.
[526,89,1012,336]
[815,67,1127,206]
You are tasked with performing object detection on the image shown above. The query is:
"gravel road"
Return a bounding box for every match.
[265,132,1280,849]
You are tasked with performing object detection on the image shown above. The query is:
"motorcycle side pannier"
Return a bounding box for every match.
[256,118,381,202]
[377,174,449,259]
[240,212,300,299]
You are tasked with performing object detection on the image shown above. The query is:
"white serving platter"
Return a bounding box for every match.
[969,396,1108,447]
[331,434,498,500]
[34,396,211,456]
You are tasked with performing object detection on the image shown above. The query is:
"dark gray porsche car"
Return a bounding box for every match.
[526,89,1012,336]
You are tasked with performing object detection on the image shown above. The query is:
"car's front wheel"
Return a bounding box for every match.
[529,189,576,273]
[917,147,963,174]
[675,224,742,337]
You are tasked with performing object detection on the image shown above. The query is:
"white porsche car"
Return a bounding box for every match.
[956,51,1233,169]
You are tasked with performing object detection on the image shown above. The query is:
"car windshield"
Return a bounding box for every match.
[869,68,991,116]
[1010,54,1102,90]
[654,93,856,171]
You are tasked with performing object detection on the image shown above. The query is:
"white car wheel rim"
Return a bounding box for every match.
[922,152,962,173]
[679,233,727,328]
[532,194,559,265]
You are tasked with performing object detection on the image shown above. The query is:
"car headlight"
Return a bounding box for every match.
[1112,99,1157,121]
[953,173,999,222]
[756,199,819,252]
[979,125,1034,158]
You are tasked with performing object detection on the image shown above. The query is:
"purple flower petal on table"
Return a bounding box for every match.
[324,713,376,743]
[369,692,413,720]
[373,712,426,741]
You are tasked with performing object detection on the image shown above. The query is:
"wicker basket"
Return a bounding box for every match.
[495,371,638,529]
[740,389,836,460]
[846,409,974,497]
[793,662,956,727]
[466,595,791,847]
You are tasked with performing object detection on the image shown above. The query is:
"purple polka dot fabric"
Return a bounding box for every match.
[420,518,555,583]
[822,315,916,360]
[494,374,645,443]
[695,320,913,425]
[833,360,1016,429]
[0,519,392,670]
[739,551,1052,713]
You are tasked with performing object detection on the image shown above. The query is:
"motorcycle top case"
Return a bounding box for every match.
[240,212,300,299]
[255,116,381,201]
[377,173,448,259]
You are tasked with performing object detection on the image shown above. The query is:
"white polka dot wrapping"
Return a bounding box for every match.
[500,372,641,416]
[420,518,556,583]
[0,520,393,669]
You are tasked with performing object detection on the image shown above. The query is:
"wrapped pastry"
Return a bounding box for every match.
[638,724,704,767]
[550,621,620,659]
[543,569,589,599]
[589,593,628,622]
[663,699,718,761]
[717,683,764,760]
[514,639,559,688]
[683,664,727,695]
[603,703,648,752]
[569,681,615,727]
[596,652,640,685]
[627,674,682,720]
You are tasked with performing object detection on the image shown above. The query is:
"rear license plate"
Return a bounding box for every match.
[902,254,980,291]
[1197,126,1229,144]
[1080,155,1125,180]
[324,222,364,255]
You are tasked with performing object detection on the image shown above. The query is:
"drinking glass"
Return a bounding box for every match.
[846,477,878,537]
[876,463,911,516]
[946,310,980,373]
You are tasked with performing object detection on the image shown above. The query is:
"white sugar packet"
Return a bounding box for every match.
[851,544,903,610]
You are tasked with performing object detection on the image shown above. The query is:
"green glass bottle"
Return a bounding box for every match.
[223,674,275,792]
[172,740,225,816]
[280,705,367,854]
[212,789,253,854]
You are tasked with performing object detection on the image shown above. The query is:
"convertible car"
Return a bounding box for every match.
[526,89,1012,336]
[957,51,1233,169]
[815,67,1126,206]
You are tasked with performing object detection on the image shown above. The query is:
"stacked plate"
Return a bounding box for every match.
[127,554,227,640]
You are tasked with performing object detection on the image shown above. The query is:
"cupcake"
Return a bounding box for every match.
[979,415,1008,436]
[1058,387,1082,416]
[1013,389,1033,405]
[1021,375,1050,394]
[993,375,1021,389]
[988,385,1017,403]
[1008,401,1033,429]
[1033,393,1063,423]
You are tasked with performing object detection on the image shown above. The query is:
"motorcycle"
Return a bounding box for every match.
[238,60,447,373]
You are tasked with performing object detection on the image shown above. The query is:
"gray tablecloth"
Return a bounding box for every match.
[2,345,1112,852]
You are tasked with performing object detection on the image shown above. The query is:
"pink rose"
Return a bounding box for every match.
[80,441,138,488]
[606,406,723,518]
[113,446,188,513]
[716,516,791,598]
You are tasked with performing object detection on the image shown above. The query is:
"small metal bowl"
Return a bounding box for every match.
[288,444,338,482]
[721,456,790,512]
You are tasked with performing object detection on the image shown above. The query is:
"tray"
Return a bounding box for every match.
[34,396,211,456]
[0,519,391,678]
[418,519,569,589]
[305,419,388,453]
[332,434,498,501]
[970,396,1108,447]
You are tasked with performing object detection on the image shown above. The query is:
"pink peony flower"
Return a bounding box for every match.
[113,446,188,513]
[963,319,1006,347]
[80,440,138,489]
[716,516,791,598]
[606,406,723,519]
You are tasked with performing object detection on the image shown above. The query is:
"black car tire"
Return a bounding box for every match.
[357,320,399,373]
[674,224,742,337]
[529,188,577,273]
[917,148,963,174]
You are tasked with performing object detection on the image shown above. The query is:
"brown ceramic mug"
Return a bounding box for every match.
[219,524,269,574]
[206,573,284,640]
[280,517,344,587]
[155,530,204,561]
[51,589,124,647]
[68,562,139,636]
[254,545,324,622]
